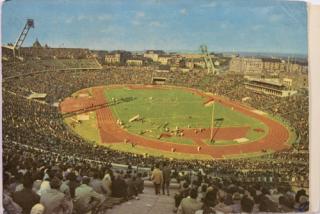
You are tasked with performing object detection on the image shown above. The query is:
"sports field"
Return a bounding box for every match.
[60,85,293,159]
[104,86,267,146]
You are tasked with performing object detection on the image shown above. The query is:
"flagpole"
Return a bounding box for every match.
[210,101,215,142]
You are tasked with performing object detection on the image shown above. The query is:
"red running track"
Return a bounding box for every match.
[60,85,290,159]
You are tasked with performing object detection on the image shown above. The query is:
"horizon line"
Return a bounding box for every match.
[2,44,308,57]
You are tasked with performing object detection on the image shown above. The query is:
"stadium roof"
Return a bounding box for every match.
[245,77,284,87]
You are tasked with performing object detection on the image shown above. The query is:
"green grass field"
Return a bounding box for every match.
[104,86,268,145]
[64,111,101,144]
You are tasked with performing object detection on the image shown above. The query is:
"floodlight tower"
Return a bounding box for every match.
[200,44,216,74]
[13,19,34,58]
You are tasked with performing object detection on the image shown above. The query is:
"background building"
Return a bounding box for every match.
[229,57,263,74]
[105,53,121,64]
[105,51,131,65]
[244,76,297,97]
[262,58,286,73]
[126,56,150,66]
[157,55,172,65]
[143,50,165,62]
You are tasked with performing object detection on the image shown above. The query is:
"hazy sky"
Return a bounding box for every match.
[2,0,308,54]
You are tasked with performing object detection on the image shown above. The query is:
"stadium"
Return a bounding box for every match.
[2,2,310,213]
[2,44,309,212]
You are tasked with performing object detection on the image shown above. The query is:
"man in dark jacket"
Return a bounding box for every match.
[134,173,144,194]
[13,176,40,214]
[162,162,171,195]
[112,173,128,199]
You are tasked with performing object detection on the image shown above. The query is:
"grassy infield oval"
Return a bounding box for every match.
[63,85,295,160]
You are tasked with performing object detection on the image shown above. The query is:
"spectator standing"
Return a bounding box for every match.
[151,163,163,195]
[126,174,139,200]
[162,162,171,195]
[65,172,79,199]
[135,173,144,194]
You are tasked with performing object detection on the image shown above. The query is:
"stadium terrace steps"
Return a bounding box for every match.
[107,187,177,214]
[2,58,102,79]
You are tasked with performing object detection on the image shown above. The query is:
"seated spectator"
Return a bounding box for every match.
[279,195,294,212]
[294,188,308,211]
[74,176,105,214]
[40,177,72,214]
[30,203,45,214]
[102,169,113,196]
[12,176,40,214]
[57,174,71,199]
[196,184,207,202]
[240,196,254,213]
[38,170,52,196]
[222,193,233,206]
[32,173,44,195]
[229,192,242,213]
[270,187,284,203]
[3,193,23,214]
[177,188,203,214]
[259,194,279,213]
[296,195,309,212]
[89,171,107,195]
[14,173,24,192]
[213,188,233,213]
[195,190,217,214]
[175,182,191,208]
[112,173,128,199]
[126,174,139,200]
